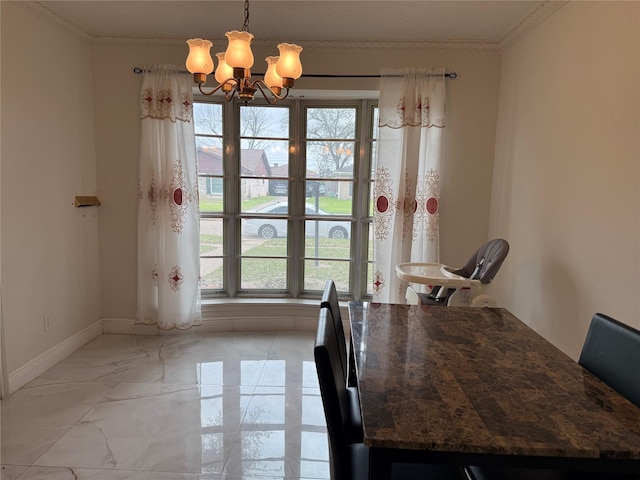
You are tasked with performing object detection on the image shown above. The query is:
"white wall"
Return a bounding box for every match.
[489,2,640,359]
[0,3,102,376]
[93,42,502,321]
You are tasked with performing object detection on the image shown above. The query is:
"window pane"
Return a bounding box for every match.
[372,107,379,139]
[241,258,287,289]
[307,107,355,139]
[242,201,289,240]
[241,237,287,257]
[304,180,325,199]
[199,180,223,212]
[240,139,289,177]
[196,135,224,214]
[240,105,289,139]
[367,223,374,295]
[196,137,223,151]
[239,178,274,205]
[306,141,355,178]
[271,179,288,197]
[239,148,271,179]
[303,221,351,242]
[304,186,352,212]
[368,179,375,216]
[201,217,224,288]
[201,258,223,290]
[371,141,378,177]
[304,259,349,291]
[201,218,223,254]
[194,103,223,135]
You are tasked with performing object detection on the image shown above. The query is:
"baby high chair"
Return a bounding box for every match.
[396,238,509,307]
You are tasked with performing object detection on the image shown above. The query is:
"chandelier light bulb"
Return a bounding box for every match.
[214,52,235,85]
[185,38,214,75]
[264,56,283,89]
[276,43,303,80]
[224,30,255,70]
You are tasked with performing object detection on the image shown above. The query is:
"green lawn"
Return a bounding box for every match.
[307,196,352,214]
[200,233,223,254]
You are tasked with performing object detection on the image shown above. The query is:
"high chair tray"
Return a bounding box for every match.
[395,262,474,287]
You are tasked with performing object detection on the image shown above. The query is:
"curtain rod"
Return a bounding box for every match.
[132,66,457,79]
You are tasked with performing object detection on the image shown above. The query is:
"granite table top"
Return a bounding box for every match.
[348,302,640,470]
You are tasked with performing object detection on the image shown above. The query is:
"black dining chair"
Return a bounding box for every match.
[321,280,363,443]
[578,312,640,408]
[467,313,640,480]
[315,307,368,479]
[314,307,469,480]
[321,280,349,385]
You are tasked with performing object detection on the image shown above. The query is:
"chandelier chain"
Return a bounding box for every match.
[243,0,250,32]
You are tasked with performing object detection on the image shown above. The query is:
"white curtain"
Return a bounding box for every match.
[137,65,202,329]
[372,67,447,303]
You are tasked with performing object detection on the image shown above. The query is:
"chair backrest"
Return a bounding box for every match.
[579,313,640,408]
[452,238,509,284]
[321,280,348,386]
[315,307,352,480]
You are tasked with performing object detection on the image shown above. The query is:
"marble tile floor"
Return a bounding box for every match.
[0,332,330,480]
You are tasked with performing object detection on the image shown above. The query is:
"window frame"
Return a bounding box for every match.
[195,95,377,301]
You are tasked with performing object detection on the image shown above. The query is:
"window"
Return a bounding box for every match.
[195,98,377,299]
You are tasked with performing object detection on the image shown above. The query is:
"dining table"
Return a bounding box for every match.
[347,301,640,479]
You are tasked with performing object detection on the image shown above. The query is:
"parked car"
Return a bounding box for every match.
[243,202,350,239]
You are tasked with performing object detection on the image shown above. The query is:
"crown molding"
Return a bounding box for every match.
[90,36,502,54]
[288,39,501,53]
[26,1,93,41]
[499,0,568,49]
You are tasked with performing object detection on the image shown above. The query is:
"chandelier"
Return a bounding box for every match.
[185,0,303,104]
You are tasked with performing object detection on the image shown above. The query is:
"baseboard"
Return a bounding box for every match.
[8,318,103,394]
[102,316,319,335]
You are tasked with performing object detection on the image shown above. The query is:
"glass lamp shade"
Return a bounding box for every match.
[224,30,254,69]
[214,53,235,84]
[264,56,283,89]
[276,43,303,79]
[186,38,214,74]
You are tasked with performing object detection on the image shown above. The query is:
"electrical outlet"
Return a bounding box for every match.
[43,316,51,332]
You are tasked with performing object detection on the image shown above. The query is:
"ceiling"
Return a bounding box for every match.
[33,1,557,46]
